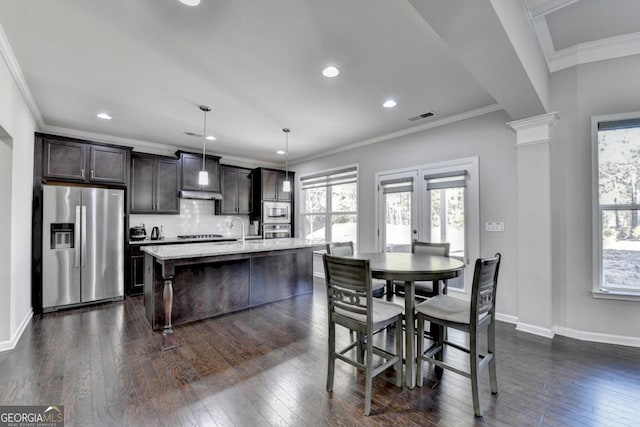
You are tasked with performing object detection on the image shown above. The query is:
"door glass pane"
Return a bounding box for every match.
[430,187,465,289]
[331,214,357,244]
[384,192,412,252]
[303,214,326,240]
[602,209,640,290]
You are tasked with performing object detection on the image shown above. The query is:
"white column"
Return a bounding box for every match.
[507,112,559,338]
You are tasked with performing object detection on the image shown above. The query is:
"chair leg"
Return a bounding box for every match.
[386,280,394,300]
[357,331,365,364]
[488,321,499,395]
[416,314,424,387]
[364,333,374,416]
[327,322,335,392]
[394,318,403,388]
[469,330,482,417]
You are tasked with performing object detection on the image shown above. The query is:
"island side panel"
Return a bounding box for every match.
[249,249,314,306]
[152,258,250,329]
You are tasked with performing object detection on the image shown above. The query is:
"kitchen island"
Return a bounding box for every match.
[142,238,325,349]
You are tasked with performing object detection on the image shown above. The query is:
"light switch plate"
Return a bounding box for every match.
[486,222,505,232]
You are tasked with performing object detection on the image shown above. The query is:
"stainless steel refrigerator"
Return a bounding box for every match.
[42,184,124,311]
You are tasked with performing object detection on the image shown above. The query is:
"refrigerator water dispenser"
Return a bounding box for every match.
[50,223,74,249]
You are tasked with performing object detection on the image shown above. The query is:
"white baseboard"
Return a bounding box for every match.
[515,321,555,339]
[553,326,640,348]
[0,308,33,353]
[495,312,518,324]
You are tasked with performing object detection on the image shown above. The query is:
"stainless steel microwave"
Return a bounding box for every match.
[263,201,291,224]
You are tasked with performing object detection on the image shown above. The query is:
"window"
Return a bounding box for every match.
[300,166,358,243]
[593,115,640,298]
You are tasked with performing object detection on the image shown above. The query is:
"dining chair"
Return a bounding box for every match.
[415,253,501,417]
[323,254,404,416]
[325,242,387,297]
[394,241,451,298]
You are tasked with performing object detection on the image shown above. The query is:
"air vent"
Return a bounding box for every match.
[408,111,436,122]
[183,131,203,137]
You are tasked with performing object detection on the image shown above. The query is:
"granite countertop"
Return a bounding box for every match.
[129,235,263,245]
[141,238,326,261]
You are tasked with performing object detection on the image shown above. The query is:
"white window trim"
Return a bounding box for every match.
[298,163,359,246]
[591,111,640,301]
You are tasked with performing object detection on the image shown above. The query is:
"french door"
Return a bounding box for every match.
[377,158,479,294]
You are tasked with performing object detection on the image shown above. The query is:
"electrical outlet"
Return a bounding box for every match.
[486,222,505,232]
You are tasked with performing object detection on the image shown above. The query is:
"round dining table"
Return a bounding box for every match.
[349,252,465,389]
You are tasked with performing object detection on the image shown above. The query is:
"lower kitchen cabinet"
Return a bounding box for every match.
[129,244,145,296]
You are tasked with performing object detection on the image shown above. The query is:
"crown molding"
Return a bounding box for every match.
[290,103,503,165]
[0,25,44,128]
[549,31,640,72]
[525,0,581,19]
[42,124,278,167]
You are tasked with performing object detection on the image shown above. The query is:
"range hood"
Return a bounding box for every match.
[178,190,223,200]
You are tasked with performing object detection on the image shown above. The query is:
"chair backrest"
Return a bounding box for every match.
[323,254,373,326]
[326,241,354,257]
[412,241,450,257]
[470,253,501,324]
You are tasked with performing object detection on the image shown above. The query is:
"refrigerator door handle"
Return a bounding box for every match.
[75,205,81,267]
[81,205,87,267]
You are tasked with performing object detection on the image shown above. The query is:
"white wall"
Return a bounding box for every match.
[550,54,640,339]
[0,129,11,341]
[293,111,520,318]
[0,51,36,349]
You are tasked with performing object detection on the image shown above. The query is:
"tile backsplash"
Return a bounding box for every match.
[130,199,251,238]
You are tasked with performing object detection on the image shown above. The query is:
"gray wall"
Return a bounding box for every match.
[550,54,640,338]
[293,110,520,318]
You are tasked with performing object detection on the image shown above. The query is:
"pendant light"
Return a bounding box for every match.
[198,105,211,186]
[282,128,291,193]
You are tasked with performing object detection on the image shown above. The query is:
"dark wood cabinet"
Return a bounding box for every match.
[43,136,129,185]
[219,165,252,214]
[130,153,180,214]
[254,167,293,202]
[129,244,145,296]
[178,151,221,192]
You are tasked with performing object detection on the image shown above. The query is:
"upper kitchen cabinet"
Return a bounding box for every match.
[178,151,221,192]
[41,135,129,185]
[253,167,293,202]
[130,153,180,214]
[218,165,252,215]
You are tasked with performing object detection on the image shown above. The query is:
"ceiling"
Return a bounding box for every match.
[0,0,639,165]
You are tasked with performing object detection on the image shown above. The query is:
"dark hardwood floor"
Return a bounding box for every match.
[2,278,639,426]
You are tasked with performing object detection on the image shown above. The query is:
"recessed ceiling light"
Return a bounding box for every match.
[383,99,397,108]
[179,0,200,6]
[277,150,285,155]
[322,66,340,78]
[206,135,216,141]
[97,112,112,120]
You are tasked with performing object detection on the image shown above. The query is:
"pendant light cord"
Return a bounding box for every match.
[202,109,207,171]
[283,128,290,181]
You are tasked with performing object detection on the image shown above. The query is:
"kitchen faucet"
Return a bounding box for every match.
[231,217,245,243]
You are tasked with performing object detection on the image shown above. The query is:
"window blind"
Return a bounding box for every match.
[598,118,640,131]
[424,170,467,190]
[380,177,413,194]
[300,166,357,190]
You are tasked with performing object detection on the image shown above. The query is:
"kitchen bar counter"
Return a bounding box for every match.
[142,238,325,349]
[129,234,262,245]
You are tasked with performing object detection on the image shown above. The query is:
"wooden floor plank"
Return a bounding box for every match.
[2,278,640,426]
